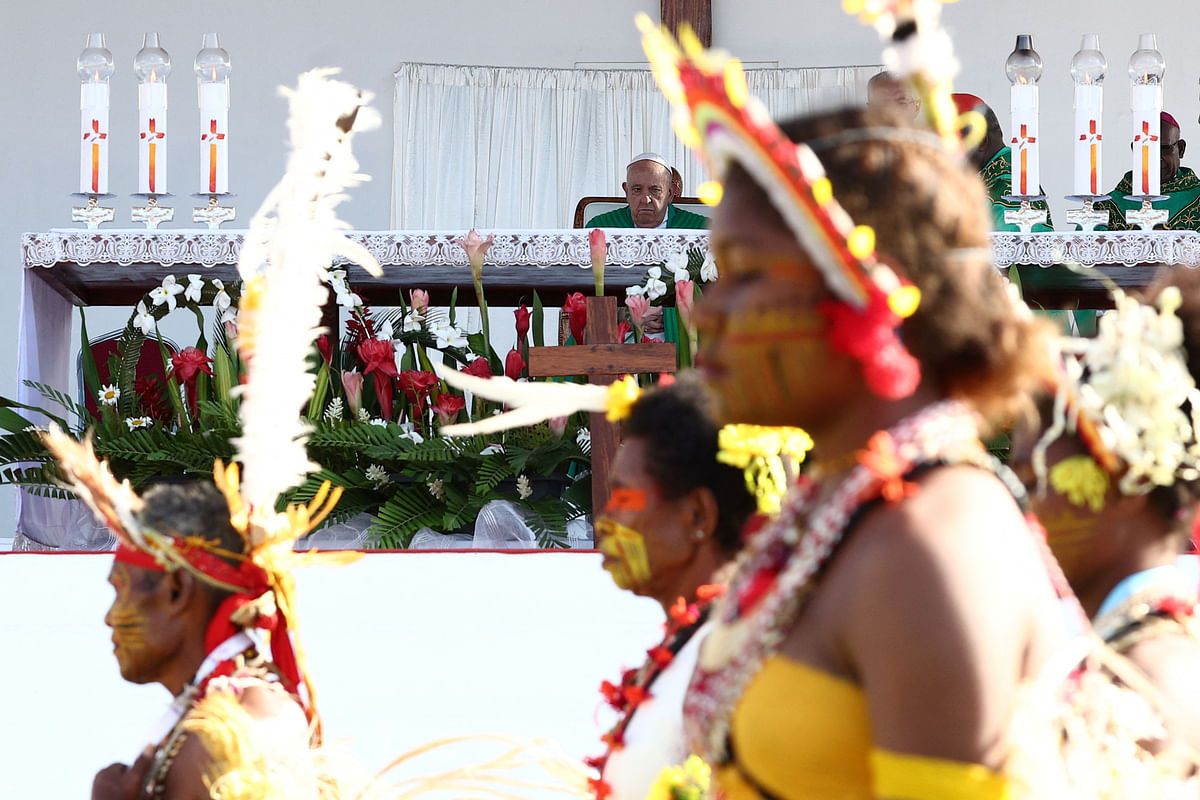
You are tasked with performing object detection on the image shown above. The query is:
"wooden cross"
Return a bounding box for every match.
[661,0,711,47]
[527,295,678,516]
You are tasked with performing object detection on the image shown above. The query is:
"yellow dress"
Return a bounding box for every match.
[716,656,1010,800]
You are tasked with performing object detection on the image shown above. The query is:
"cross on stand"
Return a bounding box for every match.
[527,295,678,516]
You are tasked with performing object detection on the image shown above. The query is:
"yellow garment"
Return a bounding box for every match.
[719,656,1011,800]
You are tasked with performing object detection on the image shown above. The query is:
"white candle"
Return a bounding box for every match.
[134,33,171,195]
[198,83,228,194]
[1070,35,1106,197]
[1005,34,1043,198]
[77,33,113,195]
[1073,85,1103,196]
[1131,85,1161,197]
[1128,33,1165,197]
[1010,83,1040,196]
[195,34,231,195]
[80,83,110,195]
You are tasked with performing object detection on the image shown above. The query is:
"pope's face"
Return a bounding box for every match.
[694,175,860,429]
[104,562,173,685]
[623,161,674,228]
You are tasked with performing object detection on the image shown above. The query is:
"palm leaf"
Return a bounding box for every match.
[369,489,444,548]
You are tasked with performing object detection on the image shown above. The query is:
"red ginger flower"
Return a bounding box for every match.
[515,305,531,342]
[617,320,633,343]
[564,292,588,343]
[316,334,333,366]
[398,370,439,416]
[432,392,466,425]
[172,346,214,382]
[504,348,526,380]
[462,358,493,379]
[358,338,398,421]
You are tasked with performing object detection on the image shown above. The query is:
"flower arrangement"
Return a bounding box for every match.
[1,264,592,548]
[622,248,716,369]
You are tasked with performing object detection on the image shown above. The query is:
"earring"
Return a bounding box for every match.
[693,529,706,541]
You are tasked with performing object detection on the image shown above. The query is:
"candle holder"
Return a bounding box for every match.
[1001,194,1049,233]
[191,192,237,229]
[131,193,175,229]
[1063,195,1110,232]
[1124,195,1169,231]
[70,193,116,229]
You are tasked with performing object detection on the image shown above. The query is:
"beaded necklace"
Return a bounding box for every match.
[587,584,725,800]
[683,399,991,763]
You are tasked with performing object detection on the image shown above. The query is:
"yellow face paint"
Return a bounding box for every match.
[595,516,652,591]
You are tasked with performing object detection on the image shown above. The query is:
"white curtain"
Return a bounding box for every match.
[391,63,880,229]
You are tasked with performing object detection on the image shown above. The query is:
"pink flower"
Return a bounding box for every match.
[504,348,526,380]
[675,279,696,331]
[432,392,466,425]
[549,415,568,437]
[563,292,588,344]
[462,358,493,379]
[589,228,607,296]
[626,294,650,336]
[515,305,531,342]
[456,229,495,285]
[341,370,364,415]
[409,288,430,316]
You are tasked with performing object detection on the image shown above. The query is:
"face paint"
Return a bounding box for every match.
[594,516,653,590]
[105,562,160,682]
[605,488,647,513]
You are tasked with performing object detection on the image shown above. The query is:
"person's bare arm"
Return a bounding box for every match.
[842,467,1056,771]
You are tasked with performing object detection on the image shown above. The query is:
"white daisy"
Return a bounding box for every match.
[97,385,120,406]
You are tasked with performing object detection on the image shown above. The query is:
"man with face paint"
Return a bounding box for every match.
[590,376,756,800]
[81,477,323,800]
[1011,269,1200,754]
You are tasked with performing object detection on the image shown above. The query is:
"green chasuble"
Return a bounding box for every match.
[587,204,710,229]
[1091,167,1200,230]
[980,146,1053,232]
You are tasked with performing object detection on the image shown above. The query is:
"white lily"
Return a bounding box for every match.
[149,275,185,311]
[133,302,156,336]
[184,274,204,303]
[645,276,668,301]
[700,251,719,282]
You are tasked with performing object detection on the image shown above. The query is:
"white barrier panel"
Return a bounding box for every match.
[0,552,663,797]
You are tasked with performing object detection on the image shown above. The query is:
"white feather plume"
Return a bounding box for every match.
[436,364,609,436]
[233,68,382,514]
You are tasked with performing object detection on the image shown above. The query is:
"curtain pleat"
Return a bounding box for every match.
[391,62,879,229]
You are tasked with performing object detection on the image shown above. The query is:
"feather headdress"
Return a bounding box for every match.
[42,69,379,732]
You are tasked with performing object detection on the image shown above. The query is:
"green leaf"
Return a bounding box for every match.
[308,363,331,421]
[369,489,444,548]
[22,380,88,424]
[532,291,545,348]
[474,455,514,495]
[79,309,102,422]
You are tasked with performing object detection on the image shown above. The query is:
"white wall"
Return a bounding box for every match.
[4,1,1200,540]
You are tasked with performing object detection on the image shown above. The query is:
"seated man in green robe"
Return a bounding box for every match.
[1092,112,1200,230]
[955,93,1053,232]
[587,153,709,229]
